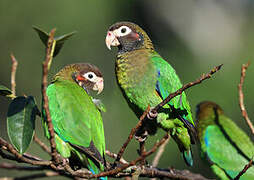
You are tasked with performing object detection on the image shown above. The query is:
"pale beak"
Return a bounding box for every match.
[105,31,120,50]
[93,77,104,94]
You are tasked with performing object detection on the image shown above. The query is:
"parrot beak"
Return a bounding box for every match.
[93,77,104,94]
[105,31,120,50]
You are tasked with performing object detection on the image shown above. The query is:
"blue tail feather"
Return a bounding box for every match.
[89,167,107,180]
[183,150,193,166]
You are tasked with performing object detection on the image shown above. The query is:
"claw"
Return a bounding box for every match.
[135,131,148,142]
[62,158,69,166]
[147,108,158,119]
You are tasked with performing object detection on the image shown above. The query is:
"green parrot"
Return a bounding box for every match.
[105,22,196,166]
[42,63,107,178]
[196,101,254,180]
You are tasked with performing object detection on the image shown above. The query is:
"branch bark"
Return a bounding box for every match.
[33,134,51,154]
[41,29,60,164]
[0,171,60,180]
[113,105,150,166]
[152,135,170,167]
[234,159,253,180]
[10,53,18,97]
[105,150,128,164]
[152,64,223,113]
[92,133,169,179]
[0,162,46,171]
[238,62,254,135]
[0,138,52,166]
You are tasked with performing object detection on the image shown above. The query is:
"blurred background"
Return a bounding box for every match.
[1,0,254,179]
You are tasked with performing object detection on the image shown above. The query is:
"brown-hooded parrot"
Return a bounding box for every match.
[42,63,107,178]
[105,22,196,166]
[196,101,254,180]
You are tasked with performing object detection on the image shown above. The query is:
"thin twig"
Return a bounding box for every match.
[113,106,150,166]
[234,159,253,180]
[0,171,60,180]
[152,64,223,113]
[139,141,146,166]
[108,167,211,180]
[0,162,46,171]
[238,62,254,135]
[92,133,169,179]
[41,29,60,163]
[23,153,43,161]
[105,150,128,164]
[152,135,170,167]
[0,138,78,179]
[150,136,170,180]
[10,53,18,97]
[0,148,18,161]
[0,138,52,166]
[33,134,51,154]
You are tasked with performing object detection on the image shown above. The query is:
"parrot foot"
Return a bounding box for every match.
[147,107,158,120]
[62,158,69,166]
[55,157,69,170]
[135,130,148,142]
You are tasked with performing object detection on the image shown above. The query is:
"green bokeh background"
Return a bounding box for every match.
[1,1,254,179]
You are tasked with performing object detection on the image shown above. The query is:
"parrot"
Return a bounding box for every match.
[105,21,196,166]
[42,63,107,178]
[196,101,254,180]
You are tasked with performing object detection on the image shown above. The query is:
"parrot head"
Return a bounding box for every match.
[195,101,224,138]
[55,63,104,94]
[105,21,153,53]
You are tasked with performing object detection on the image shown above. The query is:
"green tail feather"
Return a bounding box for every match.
[183,150,193,166]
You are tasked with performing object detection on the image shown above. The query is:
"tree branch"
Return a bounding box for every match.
[105,150,128,164]
[10,53,18,97]
[137,167,212,180]
[0,171,60,180]
[152,135,170,167]
[113,105,150,166]
[0,138,79,179]
[0,162,46,171]
[0,138,52,167]
[41,29,60,164]
[152,64,223,113]
[238,62,254,135]
[92,133,169,179]
[113,64,223,168]
[234,159,253,180]
[33,134,51,155]
[139,141,146,166]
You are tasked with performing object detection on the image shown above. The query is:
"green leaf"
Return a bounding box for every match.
[7,96,39,154]
[33,26,76,57]
[53,31,76,57]
[32,26,49,47]
[0,85,13,97]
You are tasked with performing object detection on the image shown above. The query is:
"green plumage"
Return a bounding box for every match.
[107,22,195,166]
[196,101,254,180]
[42,63,106,175]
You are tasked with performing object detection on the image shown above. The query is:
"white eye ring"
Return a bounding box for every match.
[83,72,97,82]
[114,26,132,37]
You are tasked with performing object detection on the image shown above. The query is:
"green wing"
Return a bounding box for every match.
[150,52,195,166]
[203,115,254,179]
[44,79,105,172]
[150,52,194,126]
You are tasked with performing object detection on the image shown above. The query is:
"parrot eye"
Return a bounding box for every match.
[84,72,97,82]
[115,26,132,37]
[121,28,126,33]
